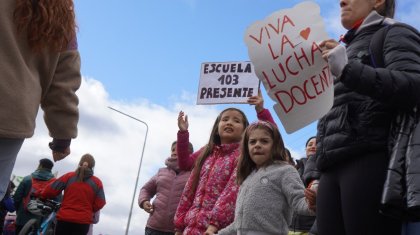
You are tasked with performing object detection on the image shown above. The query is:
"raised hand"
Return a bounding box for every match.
[178,111,189,131]
[247,88,264,113]
[52,147,70,162]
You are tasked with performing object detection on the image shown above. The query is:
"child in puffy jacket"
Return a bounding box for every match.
[139,141,194,235]
[174,90,275,235]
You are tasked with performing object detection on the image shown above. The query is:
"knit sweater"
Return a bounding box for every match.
[0,0,81,139]
[218,163,313,235]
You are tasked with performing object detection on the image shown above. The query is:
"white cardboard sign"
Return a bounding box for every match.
[244,1,334,133]
[197,61,260,104]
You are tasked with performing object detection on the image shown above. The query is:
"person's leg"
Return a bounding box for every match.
[55,220,90,235]
[404,222,420,235]
[73,223,90,235]
[402,222,408,235]
[0,138,24,200]
[145,227,153,235]
[55,220,73,235]
[339,153,401,235]
[145,227,175,235]
[316,170,345,235]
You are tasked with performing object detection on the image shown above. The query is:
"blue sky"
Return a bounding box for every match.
[72,0,420,155]
[75,0,337,150]
[11,1,420,234]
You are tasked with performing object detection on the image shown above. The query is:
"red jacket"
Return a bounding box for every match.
[41,172,106,224]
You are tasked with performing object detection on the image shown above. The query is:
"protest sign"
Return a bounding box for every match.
[244,1,333,133]
[197,61,260,104]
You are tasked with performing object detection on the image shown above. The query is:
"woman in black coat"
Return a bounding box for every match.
[315,0,420,234]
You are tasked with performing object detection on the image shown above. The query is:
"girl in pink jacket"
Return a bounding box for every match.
[174,95,274,235]
[174,108,248,235]
[139,141,193,235]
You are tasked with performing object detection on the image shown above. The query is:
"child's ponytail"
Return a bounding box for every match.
[75,153,95,182]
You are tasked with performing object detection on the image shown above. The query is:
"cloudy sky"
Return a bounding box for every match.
[10,0,420,234]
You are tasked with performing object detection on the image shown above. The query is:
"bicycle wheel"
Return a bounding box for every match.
[19,218,39,235]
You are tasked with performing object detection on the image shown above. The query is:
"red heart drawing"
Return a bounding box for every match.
[300,27,311,40]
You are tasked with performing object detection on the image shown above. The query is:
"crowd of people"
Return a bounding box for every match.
[138,0,420,235]
[2,0,420,234]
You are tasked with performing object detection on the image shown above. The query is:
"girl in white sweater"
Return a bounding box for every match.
[218,121,315,235]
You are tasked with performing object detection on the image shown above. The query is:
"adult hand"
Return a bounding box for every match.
[305,188,317,211]
[178,111,189,131]
[175,232,182,235]
[319,39,348,78]
[142,201,154,213]
[319,39,340,61]
[247,89,264,113]
[204,225,218,235]
[52,147,70,162]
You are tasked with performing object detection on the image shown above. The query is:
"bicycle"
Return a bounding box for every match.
[18,199,61,235]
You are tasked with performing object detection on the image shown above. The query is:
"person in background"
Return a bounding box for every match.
[14,158,56,234]
[315,0,420,234]
[0,0,81,202]
[138,140,194,235]
[0,181,15,233]
[42,154,106,235]
[218,121,315,235]
[289,137,317,235]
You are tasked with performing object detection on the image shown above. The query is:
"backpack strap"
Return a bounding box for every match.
[369,24,391,68]
[369,23,420,68]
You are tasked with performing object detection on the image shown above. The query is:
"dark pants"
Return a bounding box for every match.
[145,227,174,235]
[54,220,90,235]
[316,152,401,235]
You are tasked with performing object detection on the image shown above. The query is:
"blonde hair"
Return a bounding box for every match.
[75,153,95,182]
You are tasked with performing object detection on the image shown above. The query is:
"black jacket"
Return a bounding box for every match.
[289,157,316,232]
[381,107,420,221]
[316,21,420,171]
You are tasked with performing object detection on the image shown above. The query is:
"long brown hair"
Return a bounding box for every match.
[189,108,249,195]
[236,121,287,185]
[13,0,77,52]
[75,153,95,182]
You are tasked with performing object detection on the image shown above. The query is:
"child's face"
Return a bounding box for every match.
[170,144,177,159]
[248,128,273,168]
[218,110,246,144]
[305,138,316,157]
